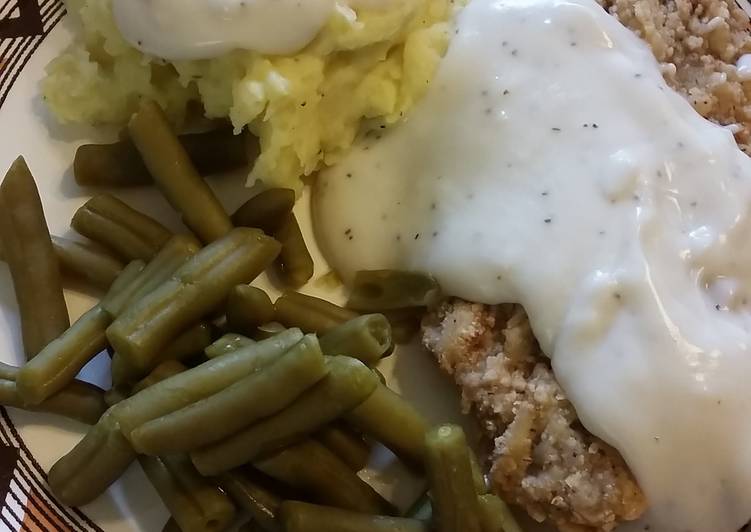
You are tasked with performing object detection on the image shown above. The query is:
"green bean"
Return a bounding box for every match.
[317,424,371,472]
[219,470,282,532]
[100,235,201,318]
[107,228,280,371]
[17,259,151,405]
[131,360,188,394]
[71,194,172,261]
[227,285,274,335]
[273,214,314,288]
[132,335,327,455]
[275,292,358,334]
[191,356,377,474]
[253,322,288,340]
[205,333,255,359]
[74,128,254,187]
[280,501,428,532]
[255,439,394,515]
[405,491,432,521]
[424,425,482,532]
[478,494,523,532]
[0,377,106,424]
[345,382,428,470]
[111,322,211,386]
[347,271,440,312]
[52,236,125,290]
[319,314,392,366]
[16,305,110,405]
[128,100,233,243]
[0,157,69,359]
[231,188,296,234]
[139,454,236,532]
[112,329,303,437]
[48,409,136,506]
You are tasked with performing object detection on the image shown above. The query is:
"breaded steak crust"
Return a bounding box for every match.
[422,301,647,531]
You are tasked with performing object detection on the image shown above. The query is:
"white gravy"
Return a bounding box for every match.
[112,0,392,60]
[313,0,751,530]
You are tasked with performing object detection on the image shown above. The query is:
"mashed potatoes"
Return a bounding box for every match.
[43,0,459,190]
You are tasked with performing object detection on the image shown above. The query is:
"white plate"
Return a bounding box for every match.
[0,4,476,531]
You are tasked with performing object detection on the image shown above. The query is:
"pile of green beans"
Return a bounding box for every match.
[0,100,523,532]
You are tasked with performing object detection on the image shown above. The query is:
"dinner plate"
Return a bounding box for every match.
[0,3,480,531]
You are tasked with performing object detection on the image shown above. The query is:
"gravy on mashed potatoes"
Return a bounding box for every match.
[43,0,460,190]
[314,0,751,530]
